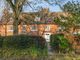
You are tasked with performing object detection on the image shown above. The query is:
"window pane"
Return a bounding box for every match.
[45,25,50,31]
[31,25,37,31]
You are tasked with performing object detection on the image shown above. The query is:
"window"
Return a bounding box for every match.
[21,25,26,33]
[45,25,50,31]
[8,25,13,32]
[34,16,40,22]
[30,25,37,31]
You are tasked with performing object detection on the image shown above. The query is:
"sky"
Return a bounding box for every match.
[0,0,80,17]
[23,0,80,12]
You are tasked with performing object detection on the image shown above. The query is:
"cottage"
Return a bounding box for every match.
[1,11,79,42]
[0,19,58,42]
[0,11,62,42]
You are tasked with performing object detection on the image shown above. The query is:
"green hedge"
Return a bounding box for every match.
[0,35,46,49]
[0,36,3,48]
[50,34,71,53]
[0,35,47,58]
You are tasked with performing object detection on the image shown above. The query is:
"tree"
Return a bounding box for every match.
[5,0,26,35]
[62,1,80,34]
[54,1,80,34]
[36,8,50,35]
[1,8,11,36]
[62,1,80,51]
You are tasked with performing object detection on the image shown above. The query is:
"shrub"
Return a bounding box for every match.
[50,34,71,53]
[0,36,3,58]
[3,35,46,49]
[50,34,60,52]
[0,36,3,48]
[0,35,47,58]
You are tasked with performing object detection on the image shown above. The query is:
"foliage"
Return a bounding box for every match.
[62,0,80,24]
[0,36,3,58]
[50,34,60,52]
[2,35,46,49]
[50,34,71,53]
[0,35,47,58]
[62,1,80,32]
[63,1,80,15]
[53,1,80,33]
[0,36,3,48]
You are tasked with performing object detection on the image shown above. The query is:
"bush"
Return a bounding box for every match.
[0,35,47,58]
[50,34,60,52]
[0,36,3,48]
[0,36,3,58]
[50,34,71,53]
[2,35,46,49]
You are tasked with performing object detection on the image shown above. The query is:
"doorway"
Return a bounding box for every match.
[44,33,51,42]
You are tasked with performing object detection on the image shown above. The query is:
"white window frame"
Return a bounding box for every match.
[45,25,50,31]
[34,16,40,22]
[30,25,37,31]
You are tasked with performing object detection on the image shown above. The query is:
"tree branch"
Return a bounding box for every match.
[6,0,15,11]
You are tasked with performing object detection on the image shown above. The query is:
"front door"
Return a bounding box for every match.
[44,33,51,42]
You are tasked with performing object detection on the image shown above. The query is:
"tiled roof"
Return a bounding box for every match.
[0,12,69,25]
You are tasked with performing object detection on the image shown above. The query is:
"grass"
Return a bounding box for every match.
[0,47,48,60]
[1,53,80,60]
[48,53,80,60]
[1,47,80,60]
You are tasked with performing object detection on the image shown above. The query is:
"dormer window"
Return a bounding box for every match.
[34,16,40,22]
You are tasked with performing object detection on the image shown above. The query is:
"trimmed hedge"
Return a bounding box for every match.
[0,36,3,48]
[0,35,47,58]
[50,34,71,53]
[0,35,46,49]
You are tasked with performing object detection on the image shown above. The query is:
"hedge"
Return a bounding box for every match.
[0,35,47,58]
[0,35,46,49]
[0,36,3,48]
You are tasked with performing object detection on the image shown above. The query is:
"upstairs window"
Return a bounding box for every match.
[45,25,50,31]
[30,25,37,31]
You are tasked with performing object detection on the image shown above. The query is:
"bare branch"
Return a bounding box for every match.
[6,0,15,11]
